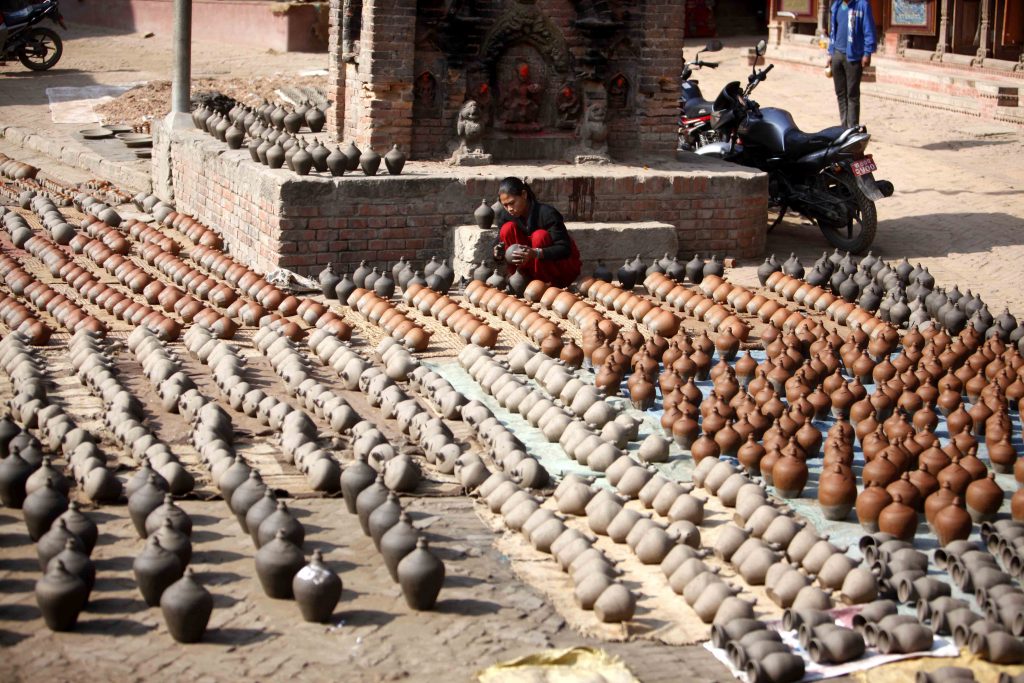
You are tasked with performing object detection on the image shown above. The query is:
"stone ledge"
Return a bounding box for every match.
[0,124,152,193]
[450,221,679,282]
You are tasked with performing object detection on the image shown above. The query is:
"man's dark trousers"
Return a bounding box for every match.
[831,49,863,128]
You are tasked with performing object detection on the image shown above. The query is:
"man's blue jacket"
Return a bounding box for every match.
[828,0,877,62]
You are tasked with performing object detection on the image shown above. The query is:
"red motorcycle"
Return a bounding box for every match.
[676,39,723,154]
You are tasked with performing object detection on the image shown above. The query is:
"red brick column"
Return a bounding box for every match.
[326,0,345,137]
[637,0,686,155]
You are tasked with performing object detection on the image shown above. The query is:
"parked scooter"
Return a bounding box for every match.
[677,39,724,153]
[1,0,66,71]
[697,40,893,254]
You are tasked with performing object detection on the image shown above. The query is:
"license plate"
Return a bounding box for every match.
[851,156,877,176]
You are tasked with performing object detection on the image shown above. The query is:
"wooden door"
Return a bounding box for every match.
[952,0,981,54]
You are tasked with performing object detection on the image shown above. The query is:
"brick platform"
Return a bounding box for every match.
[154,124,768,277]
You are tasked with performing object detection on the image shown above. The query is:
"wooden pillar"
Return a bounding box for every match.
[817,0,828,36]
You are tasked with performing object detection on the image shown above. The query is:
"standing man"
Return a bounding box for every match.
[827,0,876,128]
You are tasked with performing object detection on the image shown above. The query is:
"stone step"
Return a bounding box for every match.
[450,221,679,283]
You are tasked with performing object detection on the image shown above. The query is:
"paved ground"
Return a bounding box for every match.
[0,23,1023,683]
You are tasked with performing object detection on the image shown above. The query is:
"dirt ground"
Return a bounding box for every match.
[0,21,1023,683]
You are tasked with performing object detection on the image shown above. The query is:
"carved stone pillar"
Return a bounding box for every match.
[976,0,991,63]
[933,0,951,59]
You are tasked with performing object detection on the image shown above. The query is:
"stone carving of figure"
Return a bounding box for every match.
[414,72,438,113]
[568,100,610,163]
[501,62,543,129]
[607,74,629,110]
[556,83,582,129]
[456,100,486,154]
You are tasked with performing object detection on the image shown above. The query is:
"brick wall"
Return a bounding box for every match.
[326,0,686,161]
[158,128,767,277]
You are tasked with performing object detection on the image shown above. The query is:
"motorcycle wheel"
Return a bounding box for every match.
[17,27,63,71]
[817,172,877,255]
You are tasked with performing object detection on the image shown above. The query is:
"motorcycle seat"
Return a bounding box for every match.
[784,125,847,156]
[683,98,716,119]
[2,7,38,25]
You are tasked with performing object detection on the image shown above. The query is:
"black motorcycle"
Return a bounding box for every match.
[697,41,893,254]
[676,39,723,153]
[1,0,66,71]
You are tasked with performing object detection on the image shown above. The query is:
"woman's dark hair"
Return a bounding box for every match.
[498,176,536,202]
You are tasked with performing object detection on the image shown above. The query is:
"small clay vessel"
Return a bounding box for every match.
[153,517,192,568]
[160,568,213,643]
[128,474,168,537]
[380,512,419,581]
[144,494,193,538]
[594,582,636,623]
[746,652,805,683]
[133,536,185,606]
[934,497,972,546]
[341,454,377,514]
[474,198,494,229]
[35,560,88,631]
[254,529,305,599]
[965,473,1002,522]
[292,549,342,623]
[397,538,445,610]
[257,501,305,549]
[0,451,33,508]
[56,502,97,555]
[36,519,83,571]
[877,493,918,542]
[384,144,406,175]
[23,479,69,542]
[359,147,381,175]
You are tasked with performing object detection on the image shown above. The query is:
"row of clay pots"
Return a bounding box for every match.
[293,333,428,491]
[644,272,752,343]
[186,244,296,320]
[123,218,181,255]
[506,342,623,428]
[0,333,123,503]
[183,325,341,493]
[345,287,430,351]
[0,290,52,345]
[464,280,564,347]
[522,279,622,350]
[0,223,107,338]
[20,228,185,339]
[0,152,37,180]
[72,235,192,341]
[491,470,640,622]
[461,345,630,467]
[404,283,499,347]
[765,270,900,347]
[579,276,682,338]
[159,210,224,250]
[399,351,548,491]
[76,214,129,254]
[22,193,77,245]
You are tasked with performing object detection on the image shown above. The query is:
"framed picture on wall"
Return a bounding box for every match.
[774,0,817,20]
[886,0,936,35]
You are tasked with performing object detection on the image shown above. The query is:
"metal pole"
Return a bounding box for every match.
[171,0,192,114]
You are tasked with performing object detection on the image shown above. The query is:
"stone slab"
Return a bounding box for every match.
[449,221,678,283]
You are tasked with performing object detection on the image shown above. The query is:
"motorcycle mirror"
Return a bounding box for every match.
[756,40,767,56]
[704,40,723,53]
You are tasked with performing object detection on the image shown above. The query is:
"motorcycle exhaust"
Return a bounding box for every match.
[875,180,894,198]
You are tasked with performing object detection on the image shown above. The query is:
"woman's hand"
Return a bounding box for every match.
[506,244,538,265]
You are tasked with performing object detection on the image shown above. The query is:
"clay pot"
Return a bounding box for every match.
[934,498,973,546]
[808,627,866,664]
[397,538,445,610]
[35,560,89,631]
[23,479,69,542]
[133,536,184,606]
[160,568,213,643]
[380,512,419,581]
[594,583,636,623]
[257,501,305,549]
[965,473,1003,522]
[293,550,342,622]
[877,493,918,542]
[876,622,934,655]
[746,652,805,683]
[254,530,305,599]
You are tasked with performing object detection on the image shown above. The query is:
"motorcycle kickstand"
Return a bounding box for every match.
[768,206,787,233]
